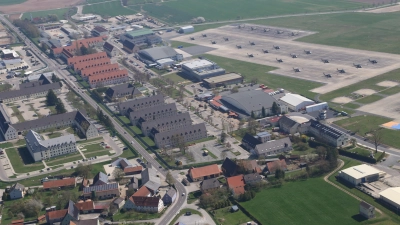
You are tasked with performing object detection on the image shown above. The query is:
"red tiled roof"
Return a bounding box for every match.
[124,166,142,174]
[74,57,110,71]
[43,178,75,189]
[94,201,110,210]
[38,215,46,221]
[88,69,128,83]
[188,164,221,180]
[11,219,24,224]
[80,63,120,77]
[131,196,160,207]
[226,175,245,195]
[210,100,222,108]
[53,36,106,55]
[267,159,287,173]
[75,200,94,211]
[213,96,221,101]
[46,209,68,220]
[132,185,151,198]
[68,52,108,66]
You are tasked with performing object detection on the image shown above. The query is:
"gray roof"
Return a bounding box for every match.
[93,172,108,186]
[255,137,292,155]
[129,103,177,121]
[25,130,75,153]
[140,112,191,131]
[68,200,79,220]
[220,90,277,116]
[138,46,178,61]
[201,178,220,190]
[360,201,374,209]
[83,183,118,194]
[144,180,161,192]
[153,123,207,141]
[0,82,61,101]
[105,83,140,99]
[310,120,344,140]
[10,183,24,192]
[2,59,23,64]
[243,173,262,183]
[141,167,160,185]
[113,197,125,205]
[118,94,164,113]
[164,188,176,198]
[19,74,52,89]
[27,72,54,82]
[103,41,114,52]
[111,157,133,168]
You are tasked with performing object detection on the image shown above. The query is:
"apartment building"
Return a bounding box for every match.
[67,52,108,69]
[139,112,191,136]
[117,94,165,116]
[129,103,177,125]
[88,69,129,88]
[80,63,120,79]
[153,123,207,149]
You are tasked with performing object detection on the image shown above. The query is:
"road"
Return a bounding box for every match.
[0,15,186,225]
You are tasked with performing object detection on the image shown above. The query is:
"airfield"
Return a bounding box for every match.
[172,24,400,94]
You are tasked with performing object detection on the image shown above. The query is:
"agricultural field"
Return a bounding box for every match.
[21,8,75,20]
[202,54,322,99]
[130,0,365,24]
[0,0,26,5]
[240,177,384,225]
[82,1,137,17]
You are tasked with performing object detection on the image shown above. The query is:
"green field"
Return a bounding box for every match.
[213,206,252,225]
[334,115,400,149]
[241,177,378,225]
[0,0,26,6]
[379,86,400,95]
[355,94,384,104]
[83,1,137,17]
[342,103,361,109]
[164,72,190,84]
[22,8,74,21]
[45,153,83,167]
[203,54,322,99]
[5,147,45,174]
[127,0,162,5]
[130,0,364,24]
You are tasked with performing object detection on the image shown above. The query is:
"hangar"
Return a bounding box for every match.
[279,93,315,111]
[338,164,383,186]
[137,46,183,65]
[202,73,243,88]
[220,90,277,117]
[379,187,400,209]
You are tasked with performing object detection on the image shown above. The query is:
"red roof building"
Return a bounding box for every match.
[75,200,95,213]
[267,159,287,173]
[73,57,110,72]
[124,166,142,175]
[43,178,76,189]
[133,185,152,197]
[67,52,108,67]
[80,63,120,78]
[188,164,222,182]
[226,174,245,196]
[52,36,106,56]
[88,69,129,88]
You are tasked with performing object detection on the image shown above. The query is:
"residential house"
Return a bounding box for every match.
[144,180,161,194]
[200,178,220,193]
[111,157,133,168]
[124,166,142,175]
[308,120,349,147]
[162,188,177,205]
[83,183,120,199]
[266,159,287,174]
[278,114,312,134]
[128,177,139,190]
[46,200,79,225]
[129,103,177,125]
[134,185,153,197]
[75,200,95,214]
[188,164,222,182]
[141,166,161,186]
[139,112,192,137]
[92,172,108,186]
[253,137,293,157]
[243,173,262,185]
[103,41,118,57]
[124,196,164,213]
[113,197,126,209]
[241,160,262,174]
[153,123,207,149]
[226,175,245,196]
[9,183,25,200]
[43,178,76,190]
[117,94,165,116]
[105,83,141,101]
[221,158,239,177]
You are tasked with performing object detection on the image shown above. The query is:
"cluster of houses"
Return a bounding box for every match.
[117,94,208,149]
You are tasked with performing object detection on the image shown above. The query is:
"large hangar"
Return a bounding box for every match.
[379,187,400,209]
[182,59,225,81]
[137,46,183,65]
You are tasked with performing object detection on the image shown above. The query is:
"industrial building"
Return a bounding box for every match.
[379,187,400,210]
[182,59,225,81]
[309,120,349,147]
[338,164,383,186]
[137,46,183,65]
[202,73,243,88]
[91,26,108,37]
[179,26,194,34]
[119,28,161,45]
[279,93,315,111]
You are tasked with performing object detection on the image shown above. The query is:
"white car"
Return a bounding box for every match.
[182,193,185,196]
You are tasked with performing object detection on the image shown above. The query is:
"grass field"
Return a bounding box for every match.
[203,54,322,99]
[164,72,189,84]
[83,1,137,17]
[5,147,44,174]
[241,177,378,225]
[334,115,400,149]
[213,206,252,225]
[0,0,26,6]
[131,0,364,24]
[22,8,73,20]
[45,153,83,167]
[342,103,361,109]
[355,94,384,104]
[379,86,400,95]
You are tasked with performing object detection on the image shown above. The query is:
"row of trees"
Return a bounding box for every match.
[13,19,40,38]
[96,107,114,129]
[46,89,67,114]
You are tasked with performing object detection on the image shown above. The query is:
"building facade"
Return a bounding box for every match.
[139,112,191,136]
[103,41,118,57]
[117,94,164,116]
[308,120,349,147]
[88,69,129,88]
[153,123,207,149]
[129,103,177,125]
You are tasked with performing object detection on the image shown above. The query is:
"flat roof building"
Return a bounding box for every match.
[338,164,383,186]
[279,94,315,112]
[182,59,225,81]
[379,187,400,209]
[202,73,243,88]
[137,46,182,64]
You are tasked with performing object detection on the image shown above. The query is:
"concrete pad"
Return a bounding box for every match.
[332,97,353,104]
[358,92,400,120]
[377,80,399,87]
[177,214,204,225]
[175,49,192,59]
[353,89,376,96]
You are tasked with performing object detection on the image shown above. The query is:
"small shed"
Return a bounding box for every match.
[359,201,375,219]
[231,205,239,212]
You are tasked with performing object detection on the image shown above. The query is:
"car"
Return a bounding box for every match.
[185,211,192,216]
[137,159,142,163]
[182,193,185,196]
[159,166,162,168]
[124,131,127,134]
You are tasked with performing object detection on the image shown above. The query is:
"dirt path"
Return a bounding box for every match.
[365,4,400,13]
[324,159,384,214]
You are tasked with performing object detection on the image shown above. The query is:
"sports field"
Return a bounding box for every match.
[130,0,364,24]
[83,1,137,17]
[0,0,26,5]
[22,8,76,20]
[240,178,378,225]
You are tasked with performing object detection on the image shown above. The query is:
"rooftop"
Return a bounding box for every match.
[83,183,118,194]
[221,90,277,116]
[340,164,381,179]
[380,187,400,206]
[183,59,214,70]
[203,73,243,83]
[189,164,221,180]
[25,130,76,153]
[125,28,154,38]
[280,93,314,107]
[226,175,245,195]
[43,178,75,189]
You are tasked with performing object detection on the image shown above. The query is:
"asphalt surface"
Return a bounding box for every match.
[0,15,186,225]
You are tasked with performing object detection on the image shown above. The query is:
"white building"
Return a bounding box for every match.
[179,26,194,34]
[181,59,225,81]
[338,164,383,186]
[379,187,400,209]
[280,93,315,111]
[25,130,77,162]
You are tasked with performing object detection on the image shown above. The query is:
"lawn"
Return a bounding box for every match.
[113,208,163,221]
[118,115,131,125]
[86,0,117,3]
[131,0,364,24]
[129,125,143,135]
[379,86,400,95]
[333,115,400,149]
[0,142,13,149]
[187,190,202,204]
[84,150,111,159]
[342,103,361,109]
[47,132,62,139]
[11,106,25,122]
[202,54,322,99]
[213,206,252,225]
[80,143,104,154]
[45,153,83,167]
[355,94,384,105]
[77,136,103,144]
[0,0,26,6]
[320,68,400,102]
[127,0,162,5]
[241,177,369,225]
[21,8,74,21]
[164,72,192,84]
[5,147,45,174]
[83,1,137,17]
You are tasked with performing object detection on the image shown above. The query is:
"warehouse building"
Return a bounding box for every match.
[338,164,383,186]
[91,26,108,37]
[179,26,194,34]
[379,187,400,210]
[137,46,183,65]
[119,29,161,45]
[202,73,243,88]
[308,120,349,147]
[182,59,225,81]
[279,93,315,112]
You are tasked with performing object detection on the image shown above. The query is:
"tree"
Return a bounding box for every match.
[238,119,245,129]
[261,106,266,118]
[246,118,259,135]
[220,132,227,143]
[271,102,279,115]
[92,90,103,103]
[275,169,285,179]
[113,168,125,182]
[251,110,255,119]
[316,146,327,160]
[46,89,58,106]
[75,163,92,178]
[171,134,188,154]
[80,46,89,55]
[25,199,43,217]
[165,171,174,185]
[230,86,239,93]
[369,128,383,153]
[55,100,67,114]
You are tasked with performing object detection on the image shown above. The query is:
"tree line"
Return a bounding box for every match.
[13,19,40,38]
